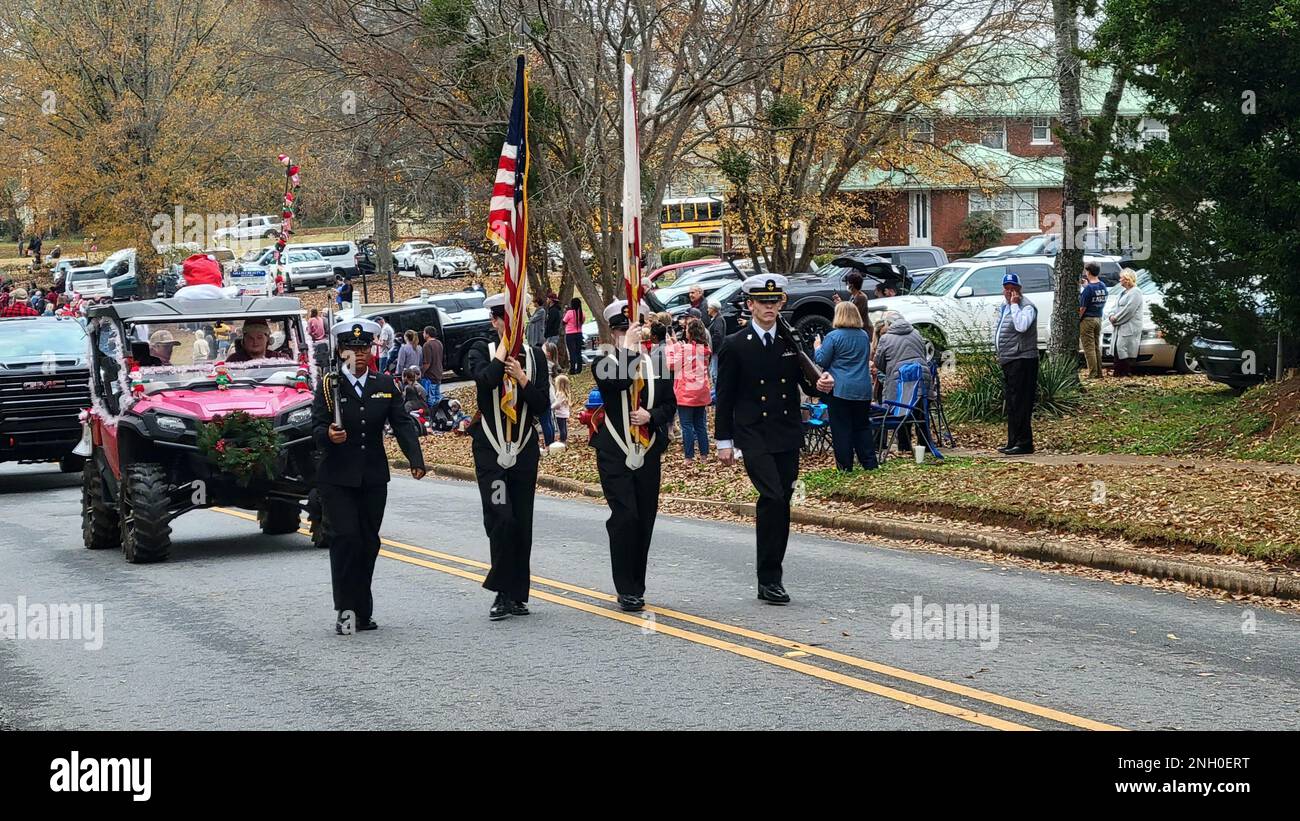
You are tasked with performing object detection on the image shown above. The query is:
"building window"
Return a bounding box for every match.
[980,118,1007,150]
[1032,117,1052,144]
[969,189,1039,231]
[1139,117,1168,144]
[908,117,933,143]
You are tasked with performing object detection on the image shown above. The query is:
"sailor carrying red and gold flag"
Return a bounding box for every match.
[622,54,650,448]
[486,54,531,424]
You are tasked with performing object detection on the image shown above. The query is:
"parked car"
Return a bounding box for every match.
[961,245,1018,260]
[580,278,741,362]
[287,241,360,279]
[238,247,337,290]
[846,245,949,289]
[870,254,1126,354]
[660,228,694,249]
[781,253,909,349]
[1099,268,1200,374]
[65,266,113,299]
[211,215,283,243]
[407,246,480,279]
[1007,231,1133,266]
[51,258,90,292]
[391,240,438,271]
[1190,292,1286,393]
[404,289,486,317]
[0,316,91,472]
[349,299,494,378]
[665,261,753,289]
[648,257,723,288]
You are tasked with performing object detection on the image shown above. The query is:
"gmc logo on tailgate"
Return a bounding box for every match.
[22,380,66,390]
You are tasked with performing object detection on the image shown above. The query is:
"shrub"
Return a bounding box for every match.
[661,248,683,264]
[958,211,1005,253]
[679,247,715,262]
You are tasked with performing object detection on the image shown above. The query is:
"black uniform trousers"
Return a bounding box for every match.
[1002,356,1038,449]
[596,447,662,597]
[743,448,801,586]
[472,435,540,602]
[319,482,388,624]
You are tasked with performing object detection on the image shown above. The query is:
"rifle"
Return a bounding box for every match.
[325,307,342,427]
[722,254,824,389]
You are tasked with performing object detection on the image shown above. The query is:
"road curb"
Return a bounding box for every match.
[414,461,1298,600]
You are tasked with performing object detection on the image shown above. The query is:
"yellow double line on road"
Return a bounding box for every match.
[214,507,1124,731]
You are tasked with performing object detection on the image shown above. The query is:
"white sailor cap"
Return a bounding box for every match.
[742,274,789,302]
[603,299,651,328]
[483,292,507,309]
[330,318,380,346]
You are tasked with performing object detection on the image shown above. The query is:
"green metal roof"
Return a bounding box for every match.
[843,142,1064,192]
[932,51,1150,117]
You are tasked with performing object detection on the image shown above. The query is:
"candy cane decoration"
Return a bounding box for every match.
[273,154,302,295]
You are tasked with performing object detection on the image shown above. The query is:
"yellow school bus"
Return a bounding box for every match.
[661,196,723,234]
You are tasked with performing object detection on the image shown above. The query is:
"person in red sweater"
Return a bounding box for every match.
[1,288,39,317]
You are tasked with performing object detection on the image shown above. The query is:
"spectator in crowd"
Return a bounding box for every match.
[1,288,38,317]
[873,310,934,455]
[213,321,231,359]
[192,330,211,362]
[666,317,713,461]
[1108,268,1144,377]
[1079,262,1108,379]
[563,298,585,373]
[375,316,396,373]
[402,366,428,414]
[526,296,547,347]
[706,300,726,384]
[833,272,870,326]
[0,285,10,309]
[994,272,1038,455]
[307,308,325,343]
[814,301,877,471]
[420,325,444,407]
[687,285,706,312]
[336,277,353,310]
[537,341,560,446]
[551,373,572,444]
[544,292,562,349]
[28,233,42,265]
[874,280,899,299]
[393,329,421,377]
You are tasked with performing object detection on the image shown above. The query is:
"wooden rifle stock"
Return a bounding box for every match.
[776,313,823,388]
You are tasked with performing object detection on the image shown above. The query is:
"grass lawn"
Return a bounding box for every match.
[951,373,1300,463]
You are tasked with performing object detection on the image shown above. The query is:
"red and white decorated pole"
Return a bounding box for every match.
[273,154,302,295]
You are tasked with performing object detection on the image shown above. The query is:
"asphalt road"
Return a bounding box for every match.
[1,461,1297,731]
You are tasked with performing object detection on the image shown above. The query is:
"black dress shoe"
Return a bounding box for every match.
[757,583,791,604]
[617,594,644,612]
[996,445,1013,454]
[357,619,378,631]
[489,593,512,621]
[510,600,530,616]
[1003,445,1035,455]
[335,617,378,634]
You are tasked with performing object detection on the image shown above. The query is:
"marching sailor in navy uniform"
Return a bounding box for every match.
[590,300,677,611]
[715,275,833,604]
[465,293,549,621]
[313,318,426,635]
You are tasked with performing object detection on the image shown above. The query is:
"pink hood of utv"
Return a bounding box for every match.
[131,385,312,421]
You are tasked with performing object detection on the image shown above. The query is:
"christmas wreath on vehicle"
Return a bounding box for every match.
[196,411,281,486]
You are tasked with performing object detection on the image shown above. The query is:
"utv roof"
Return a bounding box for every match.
[85,296,304,321]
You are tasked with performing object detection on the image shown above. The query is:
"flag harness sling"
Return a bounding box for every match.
[482,342,537,469]
[602,352,655,471]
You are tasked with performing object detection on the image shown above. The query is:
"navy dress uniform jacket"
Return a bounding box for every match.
[312,371,426,487]
[714,326,818,454]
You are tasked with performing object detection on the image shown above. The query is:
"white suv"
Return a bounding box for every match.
[871,256,1106,352]
[392,241,436,271]
[212,215,283,243]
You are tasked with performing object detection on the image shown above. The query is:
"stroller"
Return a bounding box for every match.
[428,397,464,433]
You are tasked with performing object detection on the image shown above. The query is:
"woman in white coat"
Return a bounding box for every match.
[1108,268,1144,376]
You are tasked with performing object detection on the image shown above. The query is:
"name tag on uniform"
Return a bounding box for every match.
[781,351,796,358]
[369,392,393,399]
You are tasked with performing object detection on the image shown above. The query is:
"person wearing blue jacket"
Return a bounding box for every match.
[814,301,877,471]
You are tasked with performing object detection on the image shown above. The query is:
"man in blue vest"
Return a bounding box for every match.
[995,272,1038,455]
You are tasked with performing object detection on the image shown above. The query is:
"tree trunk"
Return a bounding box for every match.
[1048,0,1085,362]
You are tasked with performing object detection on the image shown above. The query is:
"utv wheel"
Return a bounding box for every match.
[258,501,303,535]
[60,454,86,473]
[120,463,172,564]
[82,459,120,550]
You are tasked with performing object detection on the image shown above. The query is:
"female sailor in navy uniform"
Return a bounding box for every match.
[589,300,677,611]
[466,293,550,621]
[313,319,426,635]
[715,275,833,605]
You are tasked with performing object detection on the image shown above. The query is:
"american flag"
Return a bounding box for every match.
[486,55,530,423]
[623,55,650,447]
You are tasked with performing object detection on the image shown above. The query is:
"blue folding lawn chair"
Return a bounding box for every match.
[876,362,943,462]
[801,401,832,455]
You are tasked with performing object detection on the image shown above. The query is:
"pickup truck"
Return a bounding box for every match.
[349,292,495,378]
[0,316,92,472]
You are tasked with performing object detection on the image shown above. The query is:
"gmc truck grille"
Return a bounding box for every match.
[0,368,92,438]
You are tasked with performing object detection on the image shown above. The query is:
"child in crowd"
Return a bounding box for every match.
[552,374,572,444]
